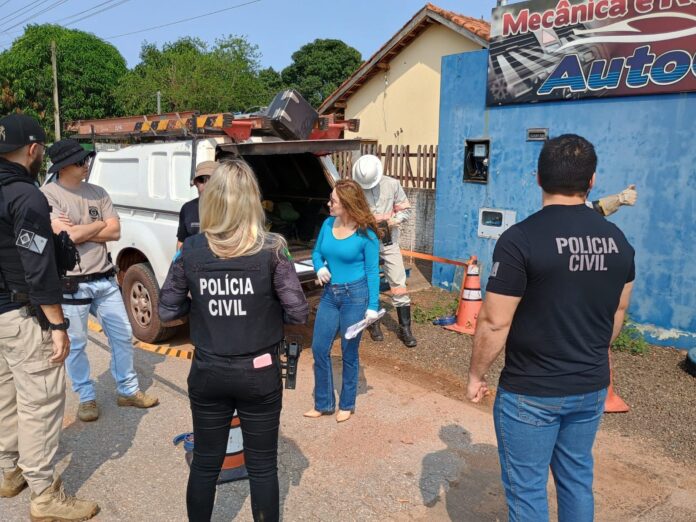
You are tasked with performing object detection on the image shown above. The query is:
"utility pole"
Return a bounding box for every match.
[51,40,61,141]
[156,91,161,115]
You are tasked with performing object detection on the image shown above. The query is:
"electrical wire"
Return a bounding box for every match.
[105,0,262,39]
[0,0,71,33]
[64,0,130,26]
[54,0,120,24]
[0,1,13,10]
[0,0,50,27]
[0,0,127,44]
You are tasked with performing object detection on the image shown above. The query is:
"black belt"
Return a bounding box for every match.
[66,269,116,284]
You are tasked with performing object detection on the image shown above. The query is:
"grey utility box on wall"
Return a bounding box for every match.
[478,208,516,239]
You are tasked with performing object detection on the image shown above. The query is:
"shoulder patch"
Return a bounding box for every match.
[16,229,48,254]
[490,261,500,278]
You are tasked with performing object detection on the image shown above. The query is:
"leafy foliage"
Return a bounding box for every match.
[412,295,459,324]
[281,39,362,108]
[116,36,277,115]
[0,24,127,140]
[612,316,650,356]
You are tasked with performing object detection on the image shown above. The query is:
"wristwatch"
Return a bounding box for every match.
[48,318,70,331]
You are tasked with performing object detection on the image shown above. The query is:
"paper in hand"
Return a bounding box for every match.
[345,309,386,339]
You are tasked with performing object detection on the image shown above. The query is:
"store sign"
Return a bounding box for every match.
[486,0,696,105]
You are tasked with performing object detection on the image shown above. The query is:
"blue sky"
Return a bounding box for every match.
[0,0,497,70]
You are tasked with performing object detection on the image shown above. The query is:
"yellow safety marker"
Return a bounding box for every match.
[87,318,193,361]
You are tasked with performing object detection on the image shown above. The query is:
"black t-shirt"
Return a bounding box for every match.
[0,162,62,314]
[177,197,200,243]
[486,204,635,397]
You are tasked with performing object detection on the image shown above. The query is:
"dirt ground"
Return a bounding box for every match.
[356,285,696,467]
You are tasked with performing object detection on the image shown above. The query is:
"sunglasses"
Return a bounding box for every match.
[194,175,210,185]
[74,157,91,167]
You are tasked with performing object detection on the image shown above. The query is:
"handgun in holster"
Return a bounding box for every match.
[279,336,303,390]
[377,220,393,246]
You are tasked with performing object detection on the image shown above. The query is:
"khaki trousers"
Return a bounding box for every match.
[0,307,65,494]
[379,227,411,307]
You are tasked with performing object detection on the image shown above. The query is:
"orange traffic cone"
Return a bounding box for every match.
[219,413,248,481]
[604,350,629,413]
[445,256,482,335]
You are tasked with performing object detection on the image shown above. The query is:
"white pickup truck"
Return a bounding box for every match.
[86,136,359,342]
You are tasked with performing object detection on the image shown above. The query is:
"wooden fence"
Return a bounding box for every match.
[332,143,438,189]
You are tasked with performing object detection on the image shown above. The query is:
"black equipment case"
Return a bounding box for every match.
[266,89,318,141]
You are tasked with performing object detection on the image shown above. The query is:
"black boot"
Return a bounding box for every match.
[366,319,384,341]
[396,306,417,348]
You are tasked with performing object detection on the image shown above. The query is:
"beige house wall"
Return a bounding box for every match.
[344,24,482,147]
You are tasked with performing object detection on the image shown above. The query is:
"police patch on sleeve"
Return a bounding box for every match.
[16,229,48,254]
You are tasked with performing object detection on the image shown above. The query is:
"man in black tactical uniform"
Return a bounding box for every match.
[0,114,98,521]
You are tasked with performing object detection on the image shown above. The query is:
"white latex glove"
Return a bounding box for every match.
[365,309,380,321]
[316,267,331,285]
[618,184,637,206]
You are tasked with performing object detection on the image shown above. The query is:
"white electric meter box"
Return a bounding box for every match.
[478,208,516,239]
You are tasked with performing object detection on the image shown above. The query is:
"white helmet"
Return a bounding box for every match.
[352,154,383,190]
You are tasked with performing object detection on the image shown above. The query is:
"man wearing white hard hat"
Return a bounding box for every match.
[352,154,417,348]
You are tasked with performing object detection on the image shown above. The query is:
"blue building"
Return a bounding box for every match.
[432,49,696,349]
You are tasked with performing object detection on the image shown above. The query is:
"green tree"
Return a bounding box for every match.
[0,24,127,139]
[257,67,285,106]
[281,39,362,108]
[116,35,274,115]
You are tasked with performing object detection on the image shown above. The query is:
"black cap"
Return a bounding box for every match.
[47,139,95,173]
[0,113,47,153]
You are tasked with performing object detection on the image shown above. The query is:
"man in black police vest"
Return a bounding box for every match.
[0,114,99,520]
[467,134,635,521]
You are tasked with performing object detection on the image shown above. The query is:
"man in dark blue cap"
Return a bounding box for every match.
[42,139,158,424]
[0,114,99,520]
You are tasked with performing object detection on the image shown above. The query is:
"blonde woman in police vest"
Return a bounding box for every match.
[159,160,308,522]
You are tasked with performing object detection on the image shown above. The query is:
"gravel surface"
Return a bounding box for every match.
[358,288,696,465]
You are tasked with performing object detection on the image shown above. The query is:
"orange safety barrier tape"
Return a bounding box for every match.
[400,250,471,267]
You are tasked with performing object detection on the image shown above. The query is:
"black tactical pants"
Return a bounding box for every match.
[187,349,282,522]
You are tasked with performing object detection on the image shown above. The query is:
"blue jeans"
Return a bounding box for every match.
[62,277,139,402]
[311,278,368,412]
[494,387,608,522]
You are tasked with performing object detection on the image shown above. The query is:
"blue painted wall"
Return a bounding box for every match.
[433,50,696,349]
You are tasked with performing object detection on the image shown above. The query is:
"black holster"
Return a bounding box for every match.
[27,304,51,331]
[60,278,94,305]
[61,277,80,294]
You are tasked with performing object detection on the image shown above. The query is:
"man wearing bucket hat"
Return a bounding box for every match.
[0,115,99,520]
[176,160,218,250]
[353,154,417,348]
[41,139,159,424]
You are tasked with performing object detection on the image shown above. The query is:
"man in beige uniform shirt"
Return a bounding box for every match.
[42,139,158,423]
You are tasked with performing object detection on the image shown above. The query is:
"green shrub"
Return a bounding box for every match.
[612,317,650,356]
[412,296,459,324]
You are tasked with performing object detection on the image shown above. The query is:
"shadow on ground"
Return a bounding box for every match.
[213,435,309,521]
[420,424,507,521]
[57,335,164,492]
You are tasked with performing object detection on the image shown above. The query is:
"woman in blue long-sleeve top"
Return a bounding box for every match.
[305,179,381,423]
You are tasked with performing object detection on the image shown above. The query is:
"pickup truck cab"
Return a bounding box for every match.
[87,136,359,342]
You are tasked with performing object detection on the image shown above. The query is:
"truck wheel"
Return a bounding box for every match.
[122,262,176,344]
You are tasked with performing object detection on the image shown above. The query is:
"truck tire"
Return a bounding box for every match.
[122,262,176,344]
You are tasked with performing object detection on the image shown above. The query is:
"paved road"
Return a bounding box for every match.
[3,329,696,521]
